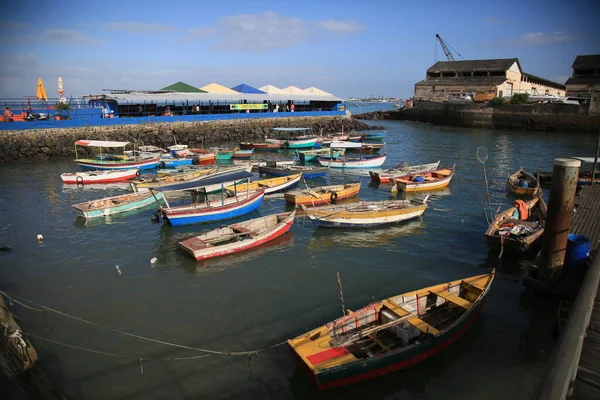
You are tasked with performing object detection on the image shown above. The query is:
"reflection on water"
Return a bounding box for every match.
[307,218,425,249]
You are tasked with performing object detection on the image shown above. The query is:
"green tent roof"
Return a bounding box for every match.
[161,82,206,93]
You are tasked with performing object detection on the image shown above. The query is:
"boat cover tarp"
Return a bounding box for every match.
[231,84,266,94]
[199,83,238,94]
[75,140,131,147]
[149,170,253,192]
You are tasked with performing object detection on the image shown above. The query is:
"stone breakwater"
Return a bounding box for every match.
[0,116,382,163]
[354,104,600,133]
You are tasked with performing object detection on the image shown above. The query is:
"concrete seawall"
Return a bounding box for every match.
[354,103,600,133]
[0,116,381,163]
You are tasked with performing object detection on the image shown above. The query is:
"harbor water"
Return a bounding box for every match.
[0,120,597,399]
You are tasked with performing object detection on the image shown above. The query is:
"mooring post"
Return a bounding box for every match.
[539,158,581,281]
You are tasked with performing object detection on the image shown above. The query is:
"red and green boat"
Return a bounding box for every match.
[288,270,495,390]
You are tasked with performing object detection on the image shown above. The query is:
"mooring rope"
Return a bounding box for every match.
[0,290,287,357]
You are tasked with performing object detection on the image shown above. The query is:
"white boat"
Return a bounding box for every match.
[369,161,441,183]
[61,169,139,184]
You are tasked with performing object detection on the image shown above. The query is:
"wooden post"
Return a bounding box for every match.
[592,130,599,185]
[539,158,581,280]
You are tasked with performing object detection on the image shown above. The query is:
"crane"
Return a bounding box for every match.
[435,34,464,62]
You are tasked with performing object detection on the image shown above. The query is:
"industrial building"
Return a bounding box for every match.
[565,54,600,114]
[414,58,566,102]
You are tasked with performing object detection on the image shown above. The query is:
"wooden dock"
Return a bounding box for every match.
[536,184,600,400]
[571,185,600,400]
[571,184,600,257]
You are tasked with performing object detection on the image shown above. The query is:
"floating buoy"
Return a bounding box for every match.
[37,234,44,242]
[115,265,122,276]
[150,257,157,265]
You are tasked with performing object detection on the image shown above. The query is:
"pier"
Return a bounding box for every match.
[537,184,600,400]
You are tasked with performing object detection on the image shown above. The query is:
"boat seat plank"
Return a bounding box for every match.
[407,316,440,335]
[181,237,212,250]
[433,291,472,310]
[230,224,256,236]
[381,300,411,317]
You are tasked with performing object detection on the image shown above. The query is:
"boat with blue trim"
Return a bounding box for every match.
[72,191,166,219]
[267,127,319,149]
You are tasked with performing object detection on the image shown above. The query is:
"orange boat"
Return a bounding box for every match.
[284,183,361,206]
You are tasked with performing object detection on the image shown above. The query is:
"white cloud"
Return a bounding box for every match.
[42,29,102,45]
[312,19,362,34]
[180,12,363,53]
[511,31,577,46]
[102,22,175,33]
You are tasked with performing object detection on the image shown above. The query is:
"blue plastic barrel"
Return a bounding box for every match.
[413,176,425,183]
[518,179,529,188]
[566,234,590,263]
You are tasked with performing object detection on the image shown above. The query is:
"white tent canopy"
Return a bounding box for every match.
[259,84,287,95]
[282,86,309,95]
[200,83,238,94]
[304,87,332,96]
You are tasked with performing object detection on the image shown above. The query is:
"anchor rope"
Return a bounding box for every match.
[0,290,287,357]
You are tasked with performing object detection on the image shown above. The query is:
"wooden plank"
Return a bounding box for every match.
[433,291,473,309]
[407,316,440,335]
[381,300,411,317]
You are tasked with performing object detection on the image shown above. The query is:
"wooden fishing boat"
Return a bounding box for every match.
[240,142,282,150]
[129,168,217,193]
[171,149,217,165]
[284,183,361,206]
[72,191,166,219]
[147,167,253,194]
[258,164,329,179]
[318,154,387,169]
[319,134,349,146]
[370,161,441,183]
[297,149,343,163]
[158,157,194,168]
[392,165,455,193]
[210,147,235,160]
[485,197,547,254]
[345,143,385,153]
[507,168,540,196]
[225,173,301,194]
[74,140,160,171]
[288,271,495,390]
[61,168,139,184]
[348,132,386,142]
[178,211,296,260]
[159,189,265,226]
[232,149,254,159]
[269,127,319,149]
[251,159,296,170]
[301,197,428,228]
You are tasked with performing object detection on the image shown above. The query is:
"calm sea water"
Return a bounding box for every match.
[0,120,597,400]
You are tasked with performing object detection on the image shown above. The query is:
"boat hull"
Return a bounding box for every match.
[226,174,301,194]
[317,155,387,169]
[370,162,441,183]
[258,165,329,179]
[232,150,254,159]
[61,169,138,184]
[240,142,281,150]
[161,191,265,226]
[179,212,295,260]
[76,158,160,171]
[159,158,193,168]
[73,192,165,219]
[298,299,485,390]
[285,183,361,206]
[307,204,427,228]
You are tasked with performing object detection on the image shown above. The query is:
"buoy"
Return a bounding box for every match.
[150,257,157,265]
[115,265,122,276]
[37,234,44,241]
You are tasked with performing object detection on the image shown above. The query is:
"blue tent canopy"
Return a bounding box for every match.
[231,84,267,94]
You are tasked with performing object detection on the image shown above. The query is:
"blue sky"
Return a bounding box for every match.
[0,0,598,99]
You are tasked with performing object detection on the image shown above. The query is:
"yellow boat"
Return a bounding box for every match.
[392,165,455,193]
[288,270,495,390]
[225,173,302,194]
[507,168,540,196]
[284,183,361,206]
[129,168,216,192]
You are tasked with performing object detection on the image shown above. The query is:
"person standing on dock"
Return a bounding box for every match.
[101,106,108,119]
[4,107,14,122]
[290,103,295,112]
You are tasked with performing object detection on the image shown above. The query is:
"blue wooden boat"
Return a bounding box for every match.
[72,191,166,219]
[159,157,194,168]
[158,189,265,226]
[147,168,253,194]
[74,140,160,171]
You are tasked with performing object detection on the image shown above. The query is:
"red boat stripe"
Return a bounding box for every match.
[307,347,349,365]
[317,305,483,390]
